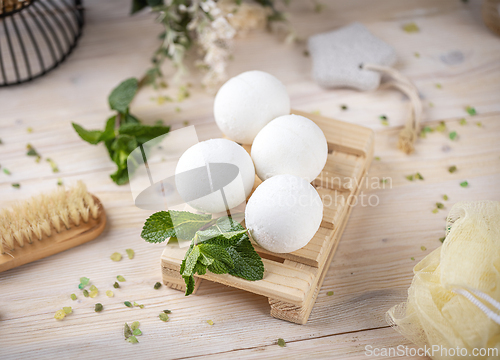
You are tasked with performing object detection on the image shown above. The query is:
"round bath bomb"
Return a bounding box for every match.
[251,114,328,182]
[245,174,323,253]
[175,139,255,214]
[214,70,290,145]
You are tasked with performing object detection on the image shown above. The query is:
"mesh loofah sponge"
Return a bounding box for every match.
[307,22,397,91]
[387,201,500,360]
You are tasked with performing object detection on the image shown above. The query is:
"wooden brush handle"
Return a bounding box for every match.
[0,196,106,273]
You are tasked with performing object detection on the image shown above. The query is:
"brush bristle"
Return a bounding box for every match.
[0,181,100,253]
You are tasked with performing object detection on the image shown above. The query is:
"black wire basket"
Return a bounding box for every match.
[0,0,84,86]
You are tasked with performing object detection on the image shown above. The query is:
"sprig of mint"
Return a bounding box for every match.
[72,78,170,185]
[141,211,264,296]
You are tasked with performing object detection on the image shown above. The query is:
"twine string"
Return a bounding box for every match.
[361,63,423,154]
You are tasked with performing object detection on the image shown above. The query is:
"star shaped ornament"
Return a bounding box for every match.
[308,22,397,91]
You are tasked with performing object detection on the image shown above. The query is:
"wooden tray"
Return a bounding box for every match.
[160,110,374,324]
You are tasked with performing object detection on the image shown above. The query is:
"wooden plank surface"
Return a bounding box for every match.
[1,0,500,359]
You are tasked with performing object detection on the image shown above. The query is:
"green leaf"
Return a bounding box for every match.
[104,138,115,159]
[110,167,129,185]
[199,253,214,266]
[198,244,234,269]
[183,275,195,296]
[198,231,248,248]
[98,116,117,142]
[124,113,141,124]
[196,216,246,242]
[175,214,264,295]
[72,123,103,145]
[141,211,212,243]
[111,134,137,158]
[226,236,264,281]
[131,0,148,14]
[182,246,200,276]
[207,259,231,274]
[108,78,139,113]
[194,262,207,276]
[119,123,170,144]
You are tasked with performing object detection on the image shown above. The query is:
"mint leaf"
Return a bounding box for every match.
[110,167,129,185]
[98,116,116,142]
[109,78,139,114]
[124,113,141,124]
[168,213,264,295]
[194,262,207,275]
[227,236,264,281]
[199,244,233,269]
[196,215,246,242]
[111,135,136,163]
[141,211,212,243]
[198,230,248,247]
[214,215,245,232]
[119,123,170,144]
[72,123,103,145]
[183,275,195,296]
[199,252,214,266]
[207,259,231,274]
[182,246,200,276]
[143,211,176,243]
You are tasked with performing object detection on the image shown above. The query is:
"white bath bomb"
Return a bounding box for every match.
[175,139,255,214]
[245,174,323,253]
[214,70,291,145]
[251,114,328,182]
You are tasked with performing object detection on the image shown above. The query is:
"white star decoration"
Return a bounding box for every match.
[308,22,397,91]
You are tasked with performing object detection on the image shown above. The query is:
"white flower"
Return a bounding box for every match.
[218,0,270,34]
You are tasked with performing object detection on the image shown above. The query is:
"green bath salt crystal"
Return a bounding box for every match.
[110,252,122,262]
[126,249,135,259]
[126,336,138,344]
[124,323,132,338]
[70,294,77,301]
[159,313,169,322]
[79,277,90,287]
[117,275,126,282]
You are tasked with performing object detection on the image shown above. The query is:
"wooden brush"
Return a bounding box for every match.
[0,181,106,273]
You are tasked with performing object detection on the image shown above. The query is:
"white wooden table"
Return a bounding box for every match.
[1,0,499,359]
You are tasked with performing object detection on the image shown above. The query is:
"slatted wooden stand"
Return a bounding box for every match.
[161,110,374,324]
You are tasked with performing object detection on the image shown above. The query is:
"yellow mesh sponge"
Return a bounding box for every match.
[387,201,500,360]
